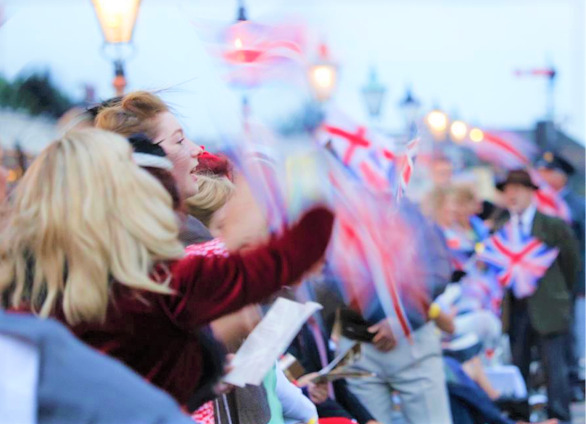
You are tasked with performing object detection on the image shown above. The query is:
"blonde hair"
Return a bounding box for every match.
[94,91,168,139]
[185,175,235,227]
[0,129,184,325]
[449,184,476,205]
[426,186,451,222]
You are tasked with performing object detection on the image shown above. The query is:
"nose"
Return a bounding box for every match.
[187,139,203,157]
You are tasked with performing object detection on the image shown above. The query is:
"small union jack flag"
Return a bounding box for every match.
[459,267,504,316]
[443,227,476,271]
[380,137,419,200]
[191,401,215,424]
[475,221,559,298]
[443,217,489,271]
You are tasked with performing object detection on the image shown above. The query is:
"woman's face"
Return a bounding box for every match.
[464,198,481,219]
[220,176,268,252]
[152,112,203,199]
[438,195,457,227]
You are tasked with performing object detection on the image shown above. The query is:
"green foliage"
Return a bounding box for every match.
[0,72,73,119]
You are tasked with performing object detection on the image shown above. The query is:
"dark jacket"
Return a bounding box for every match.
[561,189,585,296]
[0,311,192,424]
[178,214,213,246]
[445,357,515,424]
[288,323,375,424]
[497,210,580,335]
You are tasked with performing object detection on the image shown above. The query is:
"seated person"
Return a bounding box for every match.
[287,313,380,424]
[444,357,556,424]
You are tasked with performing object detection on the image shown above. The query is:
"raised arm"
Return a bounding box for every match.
[165,207,334,327]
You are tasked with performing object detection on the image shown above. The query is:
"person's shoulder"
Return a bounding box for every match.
[535,211,571,231]
[0,311,72,345]
[564,191,585,211]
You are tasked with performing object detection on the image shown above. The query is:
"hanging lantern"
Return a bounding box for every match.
[361,67,387,120]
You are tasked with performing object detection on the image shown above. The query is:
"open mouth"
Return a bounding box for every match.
[190,166,199,181]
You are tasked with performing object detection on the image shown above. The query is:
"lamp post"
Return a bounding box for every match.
[308,43,337,103]
[449,120,468,143]
[425,108,449,141]
[399,87,421,137]
[361,67,386,124]
[469,127,484,143]
[224,0,256,131]
[91,0,142,96]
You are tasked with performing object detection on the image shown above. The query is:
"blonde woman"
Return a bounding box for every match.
[0,129,334,408]
[185,174,235,236]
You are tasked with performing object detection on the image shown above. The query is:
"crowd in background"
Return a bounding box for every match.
[0,90,584,424]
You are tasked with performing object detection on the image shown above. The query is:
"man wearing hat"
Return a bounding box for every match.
[537,152,585,400]
[495,169,580,423]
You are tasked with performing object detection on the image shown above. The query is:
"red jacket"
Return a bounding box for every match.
[55,208,333,404]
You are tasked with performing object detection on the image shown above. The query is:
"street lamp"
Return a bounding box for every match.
[91,0,142,96]
[426,108,449,141]
[361,67,386,122]
[223,0,258,130]
[469,128,484,143]
[308,43,337,102]
[399,87,421,135]
[449,120,468,143]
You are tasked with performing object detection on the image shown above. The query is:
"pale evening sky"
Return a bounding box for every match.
[1,0,584,147]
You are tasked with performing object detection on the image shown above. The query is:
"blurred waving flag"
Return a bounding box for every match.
[189,16,308,89]
[318,108,419,200]
[475,222,559,299]
[217,122,290,234]
[326,164,429,342]
[463,130,536,170]
[529,169,572,223]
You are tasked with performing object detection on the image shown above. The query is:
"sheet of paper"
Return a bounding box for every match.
[317,342,359,376]
[224,297,322,387]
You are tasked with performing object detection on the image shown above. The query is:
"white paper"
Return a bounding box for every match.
[224,297,322,387]
[485,365,527,398]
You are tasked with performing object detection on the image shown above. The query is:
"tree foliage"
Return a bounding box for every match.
[0,72,73,119]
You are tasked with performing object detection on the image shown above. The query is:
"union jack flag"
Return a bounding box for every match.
[459,267,504,316]
[191,401,215,424]
[380,137,419,200]
[475,222,559,299]
[443,217,489,271]
[443,227,476,271]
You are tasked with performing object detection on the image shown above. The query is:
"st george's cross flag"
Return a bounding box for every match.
[318,108,418,200]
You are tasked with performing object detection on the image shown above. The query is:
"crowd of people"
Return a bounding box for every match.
[0,90,583,424]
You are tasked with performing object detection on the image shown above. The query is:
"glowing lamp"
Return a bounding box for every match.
[470,128,484,143]
[450,120,468,142]
[426,110,448,133]
[91,0,141,44]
